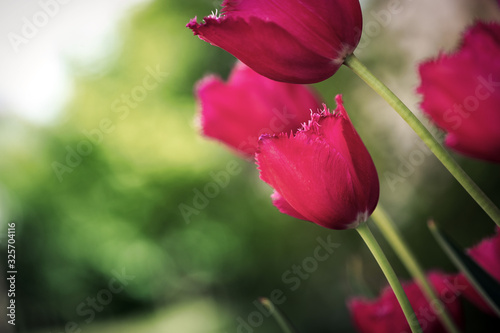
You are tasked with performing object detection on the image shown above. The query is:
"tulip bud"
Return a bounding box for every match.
[188,0,363,84]
[256,95,379,230]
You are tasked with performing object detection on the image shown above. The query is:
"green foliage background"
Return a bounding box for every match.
[1,0,499,332]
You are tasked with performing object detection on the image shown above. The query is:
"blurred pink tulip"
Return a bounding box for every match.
[196,62,322,157]
[418,22,500,163]
[349,272,464,333]
[456,227,500,314]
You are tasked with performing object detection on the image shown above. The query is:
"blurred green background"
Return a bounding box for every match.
[1,0,500,332]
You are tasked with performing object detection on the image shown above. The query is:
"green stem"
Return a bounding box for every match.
[344,54,500,227]
[259,298,299,333]
[356,223,423,333]
[372,206,462,333]
[428,220,500,316]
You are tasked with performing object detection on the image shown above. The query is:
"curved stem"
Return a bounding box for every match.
[372,206,462,333]
[344,54,500,227]
[260,298,299,333]
[356,223,423,333]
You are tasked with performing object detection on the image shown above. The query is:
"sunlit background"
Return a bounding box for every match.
[1,0,499,332]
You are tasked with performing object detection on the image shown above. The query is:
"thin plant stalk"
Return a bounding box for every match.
[356,223,423,333]
[372,206,462,333]
[259,298,299,333]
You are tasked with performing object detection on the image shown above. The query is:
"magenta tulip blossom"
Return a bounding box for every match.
[348,272,464,333]
[196,62,322,157]
[456,227,500,314]
[417,22,500,163]
[187,0,363,84]
[256,95,379,230]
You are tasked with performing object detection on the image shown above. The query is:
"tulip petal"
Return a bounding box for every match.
[458,227,500,314]
[319,96,380,216]
[271,190,307,221]
[188,16,339,84]
[258,131,359,229]
[468,228,500,282]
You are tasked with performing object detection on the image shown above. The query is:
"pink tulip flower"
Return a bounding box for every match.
[188,0,363,84]
[256,95,379,230]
